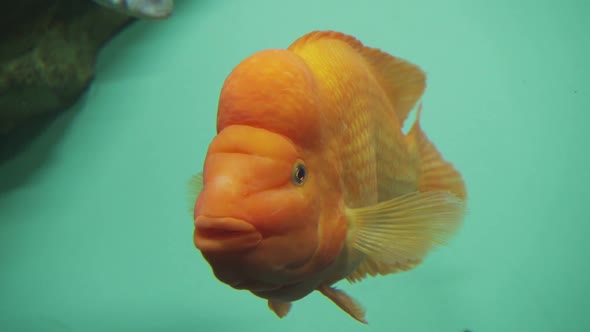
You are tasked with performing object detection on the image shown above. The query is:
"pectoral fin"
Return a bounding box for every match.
[345,190,465,281]
[187,172,203,215]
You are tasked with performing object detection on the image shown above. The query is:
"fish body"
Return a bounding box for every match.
[93,0,173,20]
[189,31,467,323]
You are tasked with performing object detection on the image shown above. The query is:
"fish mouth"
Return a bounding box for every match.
[194,216,262,253]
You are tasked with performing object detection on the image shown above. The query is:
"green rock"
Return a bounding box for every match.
[0,0,134,137]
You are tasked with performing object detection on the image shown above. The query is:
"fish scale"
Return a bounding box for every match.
[193,30,467,324]
[289,32,458,284]
[373,103,419,201]
[291,39,380,209]
[291,34,419,210]
[339,97,377,209]
[295,31,428,205]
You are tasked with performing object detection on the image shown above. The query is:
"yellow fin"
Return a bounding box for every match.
[347,256,421,283]
[407,105,467,200]
[268,300,291,319]
[359,47,426,126]
[289,30,426,125]
[318,284,367,324]
[345,190,465,281]
[187,172,203,215]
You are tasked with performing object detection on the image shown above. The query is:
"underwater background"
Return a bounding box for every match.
[1,0,588,331]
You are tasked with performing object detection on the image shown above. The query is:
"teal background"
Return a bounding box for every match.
[1,0,588,331]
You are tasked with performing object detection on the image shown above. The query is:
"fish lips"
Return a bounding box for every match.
[194,216,262,253]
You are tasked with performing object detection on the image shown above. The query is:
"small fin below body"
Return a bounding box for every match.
[268,300,292,318]
[318,284,367,324]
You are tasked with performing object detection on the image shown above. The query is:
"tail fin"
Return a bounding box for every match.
[407,105,467,200]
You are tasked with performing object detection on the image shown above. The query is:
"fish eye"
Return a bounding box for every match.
[292,161,307,186]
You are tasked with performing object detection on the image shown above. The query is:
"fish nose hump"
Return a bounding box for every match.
[194,216,262,253]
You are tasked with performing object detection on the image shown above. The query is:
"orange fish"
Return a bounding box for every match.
[188,30,467,323]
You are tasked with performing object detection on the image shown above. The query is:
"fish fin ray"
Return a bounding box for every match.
[345,190,465,280]
[318,285,367,324]
[360,49,426,126]
[407,105,467,200]
[347,256,421,283]
[289,30,426,125]
[187,172,203,216]
[268,300,291,318]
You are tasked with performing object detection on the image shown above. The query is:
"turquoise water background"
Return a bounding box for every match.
[1,1,588,331]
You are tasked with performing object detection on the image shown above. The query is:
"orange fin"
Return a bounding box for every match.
[268,300,292,319]
[318,285,367,324]
[407,105,467,200]
[289,30,426,125]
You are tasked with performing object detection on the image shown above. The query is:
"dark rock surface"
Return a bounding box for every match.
[0,0,135,160]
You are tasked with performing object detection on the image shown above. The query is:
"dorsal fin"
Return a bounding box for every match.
[407,105,467,200]
[289,30,426,125]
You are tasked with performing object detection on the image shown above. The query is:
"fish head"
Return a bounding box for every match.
[194,49,336,292]
[194,126,323,291]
